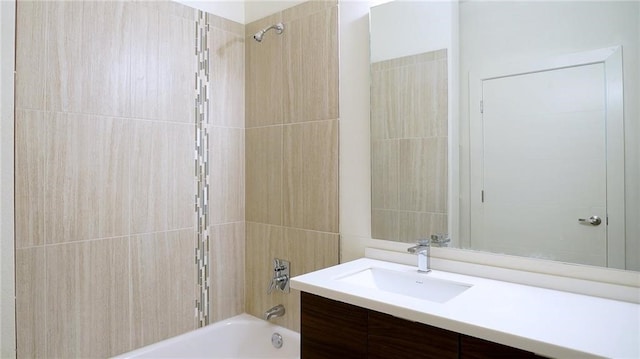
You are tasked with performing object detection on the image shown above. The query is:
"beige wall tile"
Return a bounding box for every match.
[16,247,45,359]
[245,223,339,332]
[399,60,440,139]
[398,211,448,243]
[131,121,193,233]
[131,121,169,234]
[371,139,399,210]
[82,1,132,117]
[370,49,447,72]
[210,127,245,224]
[135,1,196,21]
[159,12,195,123]
[15,0,46,110]
[166,1,198,21]
[371,50,448,242]
[371,50,448,140]
[437,58,449,138]
[245,222,285,321]
[210,28,245,128]
[245,13,283,128]
[371,209,399,241]
[46,238,131,358]
[370,69,401,140]
[210,222,245,322]
[168,123,196,229]
[46,1,133,116]
[45,0,83,113]
[246,126,283,225]
[16,2,207,357]
[131,3,161,120]
[398,138,448,213]
[280,227,339,331]
[46,114,131,243]
[283,6,338,123]
[131,230,196,348]
[283,120,338,232]
[15,110,46,248]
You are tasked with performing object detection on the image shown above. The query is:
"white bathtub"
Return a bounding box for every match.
[114,314,300,359]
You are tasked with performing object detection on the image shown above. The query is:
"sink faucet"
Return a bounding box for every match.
[407,239,431,272]
[407,234,451,272]
[264,304,285,320]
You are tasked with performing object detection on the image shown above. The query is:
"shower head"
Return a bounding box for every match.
[253,23,284,42]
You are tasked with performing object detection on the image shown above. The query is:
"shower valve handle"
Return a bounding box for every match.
[267,275,289,294]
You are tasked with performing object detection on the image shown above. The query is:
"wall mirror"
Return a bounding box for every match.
[369,0,639,272]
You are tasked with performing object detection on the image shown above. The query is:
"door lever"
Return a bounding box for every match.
[578,216,602,226]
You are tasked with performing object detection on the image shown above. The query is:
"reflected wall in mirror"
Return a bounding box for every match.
[369,0,639,272]
[370,49,448,243]
[369,0,454,244]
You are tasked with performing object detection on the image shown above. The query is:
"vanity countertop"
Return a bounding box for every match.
[290,258,640,359]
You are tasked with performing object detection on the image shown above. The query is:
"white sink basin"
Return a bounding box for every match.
[336,267,471,303]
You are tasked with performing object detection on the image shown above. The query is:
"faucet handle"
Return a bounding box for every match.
[267,277,277,294]
[430,233,451,247]
[416,238,430,246]
[273,258,287,272]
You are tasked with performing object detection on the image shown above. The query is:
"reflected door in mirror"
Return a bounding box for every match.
[470,62,623,267]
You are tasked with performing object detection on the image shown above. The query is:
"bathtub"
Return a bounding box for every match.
[114,313,300,359]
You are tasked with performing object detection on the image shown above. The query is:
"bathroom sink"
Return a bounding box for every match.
[336,267,471,303]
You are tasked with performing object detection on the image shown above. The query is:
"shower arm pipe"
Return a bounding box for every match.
[253,23,285,42]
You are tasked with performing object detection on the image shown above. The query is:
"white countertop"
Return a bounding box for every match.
[291,258,640,359]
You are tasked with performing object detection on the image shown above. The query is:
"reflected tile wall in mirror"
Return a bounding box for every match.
[371,50,448,243]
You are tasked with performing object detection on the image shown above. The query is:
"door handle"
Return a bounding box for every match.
[578,216,602,226]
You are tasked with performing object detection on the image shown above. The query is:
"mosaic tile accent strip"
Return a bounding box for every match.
[195,10,211,328]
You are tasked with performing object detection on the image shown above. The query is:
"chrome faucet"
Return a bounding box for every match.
[407,234,451,272]
[407,239,431,272]
[264,304,285,320]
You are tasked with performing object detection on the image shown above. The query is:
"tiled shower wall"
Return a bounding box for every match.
[244,0,340,332]
[207,16,246,324]
[370,50,448,242]
[14,1,245,357]
[15,0,337,355]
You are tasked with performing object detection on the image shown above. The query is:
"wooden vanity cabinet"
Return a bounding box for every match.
[301,291,368,358]
[460,335,538,359]
[301,292,540,359]
[368,311,459,359]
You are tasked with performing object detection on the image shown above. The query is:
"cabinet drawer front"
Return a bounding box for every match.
[460,335,538,359]
[301,292,368,359]
[368,311,459,359]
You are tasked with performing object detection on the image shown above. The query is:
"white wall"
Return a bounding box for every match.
[175,0,245,23]
[338,0,374,261]
[370,0,453,62]
[244,0,307,23]
[0,0,16,357]
[458,1,640,271]
[174,0,309,24]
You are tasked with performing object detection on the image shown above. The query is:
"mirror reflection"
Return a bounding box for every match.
[370,0,639,271]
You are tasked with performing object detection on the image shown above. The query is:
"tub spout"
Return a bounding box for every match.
[264,304,285,320]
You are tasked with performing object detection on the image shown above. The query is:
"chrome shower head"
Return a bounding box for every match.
[253,23,284,42]
[253,30,265,42]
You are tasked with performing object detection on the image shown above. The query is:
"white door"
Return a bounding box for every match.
[472,63,610,266]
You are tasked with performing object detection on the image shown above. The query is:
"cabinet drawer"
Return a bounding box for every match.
[368,311,459,359]
[301,292,368,359]
[460,335,538,359]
